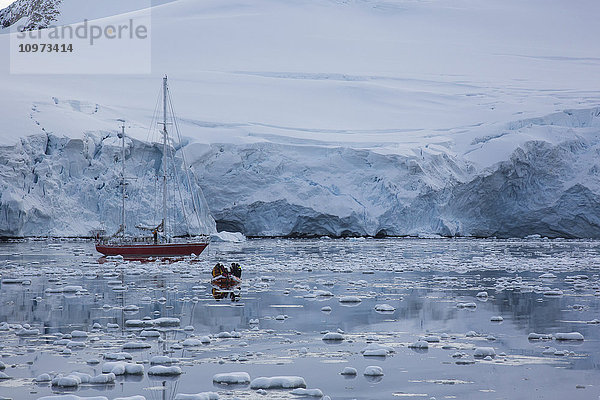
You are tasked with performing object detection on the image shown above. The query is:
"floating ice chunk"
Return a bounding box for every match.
[0,372,10,379]
[456,302,477,309]
[200,336,211,344]
[217,331,232,338]
[107,323,119,329]
[211,231,246,242]
[361,343,394,356]
[104,352,132,361]
[543,289,563,296]
[339,296,361,303]
[249,319,259,325]
[184,326,195,332]
[340,367,357,376]
[539,273,556,279]
[362,349,387,357]
[122,341,151,350]
[465,331,478,337]
[528,333,552,340]
[70,372,91,383]
[250,376,307,389]
[66,340,86,349]
[321,306,332,312]
[125,318,180,328]
[490,316,503,322]
[35,373,52,382]
[473,347,496,358]
[90,373,116,384]
[123,305,140,312]
[586,319,600,324]
[455,359,476,365]
[363,366,383,376]
[174,392,219,400]
[408,341,429,349]
[476,291,488,298]
[182,338,203,346]
[92,323,102,329]
[61,285,84,293]
[150,356,174,365]
[140,330,161,338]
[70,330,88,338]
[322,332,344,341]
[0,361,4,370]
[213,372,251,384]
[154,317,180,327]
[102,362,144,375]
[148,366,182,376]
[542,347,557,355]
[555,332,584,341]
[275,315,286,321]
[52,375,81,387]
[290,388,324,397]
[114,396,146,400]
[16,328,40,336]
[422,335,440,343]
[374,304,395,312]
[1,278,30,284]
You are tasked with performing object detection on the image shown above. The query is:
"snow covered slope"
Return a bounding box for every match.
[0,0,599,237]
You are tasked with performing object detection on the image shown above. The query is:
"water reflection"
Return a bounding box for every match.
[0,238,600,400]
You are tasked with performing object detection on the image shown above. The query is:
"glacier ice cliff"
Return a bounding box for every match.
[2,108,600,238]
[0,132,215,237]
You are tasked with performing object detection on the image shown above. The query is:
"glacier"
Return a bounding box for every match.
[2,107,600,238]
[0,131,215,237]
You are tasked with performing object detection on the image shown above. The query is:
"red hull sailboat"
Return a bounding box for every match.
[96,242,208,258]
[96,76,209,259]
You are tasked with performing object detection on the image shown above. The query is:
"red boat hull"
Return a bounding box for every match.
[96,242,208,258]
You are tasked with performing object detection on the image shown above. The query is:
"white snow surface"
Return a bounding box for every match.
[1,0,600,238]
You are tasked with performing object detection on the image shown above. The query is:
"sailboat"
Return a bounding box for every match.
[95,76,210,259]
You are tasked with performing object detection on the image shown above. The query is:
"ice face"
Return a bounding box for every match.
[0,132,215,237]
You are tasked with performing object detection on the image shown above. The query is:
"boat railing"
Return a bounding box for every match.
[97,234,211,245]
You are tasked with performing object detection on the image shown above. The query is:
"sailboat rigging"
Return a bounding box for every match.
[95,76,210,258]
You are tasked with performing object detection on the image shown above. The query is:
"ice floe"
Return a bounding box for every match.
[147,366,182,376]
[102,362,144,375]
[174,393,219,400]
[363,366,384,376]
[250,376,307,389]
[473,347,496,358]
[290,388,324,397]
[374,304,395,312]
[212,372,251,384]
[554,332,584,341]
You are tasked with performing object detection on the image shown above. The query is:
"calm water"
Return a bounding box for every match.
[0,238,599,400]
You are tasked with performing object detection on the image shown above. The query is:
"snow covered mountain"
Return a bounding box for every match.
[0,0,599,238]
[0,0,61,31]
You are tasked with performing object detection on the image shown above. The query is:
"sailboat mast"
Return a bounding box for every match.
[119,119,126,240]
[162,76,168,239]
